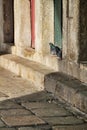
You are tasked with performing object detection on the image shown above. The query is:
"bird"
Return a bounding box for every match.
[49,43,62,59]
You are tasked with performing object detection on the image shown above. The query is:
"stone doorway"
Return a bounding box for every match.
[0,0,14,55]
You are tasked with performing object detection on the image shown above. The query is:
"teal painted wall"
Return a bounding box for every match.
[54,0,62,48]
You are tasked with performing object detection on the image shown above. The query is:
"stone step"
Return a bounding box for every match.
[0,54,55,90]
[0,67,39,100]
[45,72,87,114]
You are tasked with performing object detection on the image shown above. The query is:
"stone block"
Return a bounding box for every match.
[43,116,83,125]
[22,102,61,110]
[0,100,22,109]
[74,91,87,113]
[45,72,70,94]
[1,115,45,127]
[53,73,87,113]
[0,54,55,91]
[0,119,5,127]
[19,125,51,130]
[0,109,32,116]
[0,128,16,130]
[31,107,72,117]
[52,124,87,130]
[15,91,53,103]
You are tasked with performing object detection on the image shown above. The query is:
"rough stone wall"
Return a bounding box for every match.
[79,0,87,61]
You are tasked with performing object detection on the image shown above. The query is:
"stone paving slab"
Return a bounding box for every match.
[0,67,38,100]
[0,92,8,98]
[42,116,84,125]
[52,124,87,130]
[0,119,5,127]
[0,109,32,117]
[22,102,62,110]
[0,128,16,130]
[14,91,53,103]
[0,100,22,109]
[31,107,72,117]
[1,115,46,127]
[19,125,52,130]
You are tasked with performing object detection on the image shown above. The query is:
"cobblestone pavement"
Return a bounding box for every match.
[0,91,87,130]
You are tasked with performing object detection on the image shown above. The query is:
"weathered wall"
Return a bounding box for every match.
[63,0,79,63]
[79,0,87,61]
[42,0,54,53]
[14,0,31,48]
[0,0,4,47]
[62,0,68,59]
[35,0,54,54]
[9,0,87,84]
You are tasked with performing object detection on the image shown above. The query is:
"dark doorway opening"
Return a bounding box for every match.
[3,0,14,45]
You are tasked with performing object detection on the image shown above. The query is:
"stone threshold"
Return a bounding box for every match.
[0,54,56,90]
[45,72,87,114]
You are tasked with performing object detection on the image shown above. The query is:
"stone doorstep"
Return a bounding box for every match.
[45,72,87,114]
[0,54,55,90]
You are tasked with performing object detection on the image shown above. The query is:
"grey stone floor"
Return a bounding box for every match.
[0,91,87,130]
[0,67,87,129]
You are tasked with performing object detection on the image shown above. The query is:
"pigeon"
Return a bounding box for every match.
[49,43,62,59]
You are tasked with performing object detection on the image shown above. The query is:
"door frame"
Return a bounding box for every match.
[30,0,35,49]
